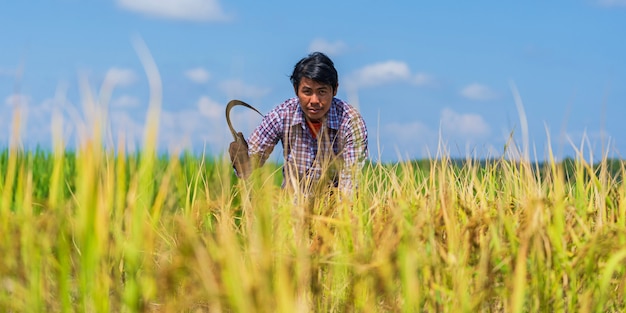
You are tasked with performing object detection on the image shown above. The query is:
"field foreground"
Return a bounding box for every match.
[1,145,625,312]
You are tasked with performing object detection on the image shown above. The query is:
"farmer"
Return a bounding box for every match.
[228,52,368,195]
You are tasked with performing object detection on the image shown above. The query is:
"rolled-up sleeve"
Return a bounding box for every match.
[248,109,282,167]
[338,110,368,193]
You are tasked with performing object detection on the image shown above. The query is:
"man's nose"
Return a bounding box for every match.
[310,92,320,103]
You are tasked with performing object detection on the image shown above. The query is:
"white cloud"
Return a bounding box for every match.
[108,110,145,148]
[378,109,493,160]
[346,60,438,91]
[218,79,271,100]
[159,97,262,155]
[349,60,411,88]
[116,0,230,22]
[385,121,432,143]
[0,68,15,77]
[185,67,211,84]
[381,121,437,160]
[308,38,348,56]
[195,95,259,149]
[440,108,490,137]
[104,68,137,88]
[412,72,434,86]
[159,109,200,152]
[0,96,65,147]
[111,95,141,108]
[4,94,30,107]
[596,0,626,7]
[460,83,497,101]
[197,96,223,119]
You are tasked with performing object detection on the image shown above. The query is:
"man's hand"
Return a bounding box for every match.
[229,132,252,179]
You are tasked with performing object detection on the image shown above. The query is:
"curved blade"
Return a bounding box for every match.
[225,99,264,140]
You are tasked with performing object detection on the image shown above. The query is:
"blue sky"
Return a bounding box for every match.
[1,0,625,163]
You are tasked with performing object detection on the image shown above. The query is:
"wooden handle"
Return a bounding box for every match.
[225,100,264,141]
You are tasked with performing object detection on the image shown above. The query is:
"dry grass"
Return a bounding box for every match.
[2,48,625,311]
[1,140,625,312]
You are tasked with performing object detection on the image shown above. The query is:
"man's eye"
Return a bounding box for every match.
[318,90,327,95]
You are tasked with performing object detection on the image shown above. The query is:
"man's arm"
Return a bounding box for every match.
[338,113,368,193]
[229,109,282,178]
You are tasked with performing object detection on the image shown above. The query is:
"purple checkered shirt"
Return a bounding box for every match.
[247,97,368,193]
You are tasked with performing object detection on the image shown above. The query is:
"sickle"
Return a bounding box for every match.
[225,99,264,140]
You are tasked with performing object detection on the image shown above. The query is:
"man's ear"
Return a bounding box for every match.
[333,84,339,96]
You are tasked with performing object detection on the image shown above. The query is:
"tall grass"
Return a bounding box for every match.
[2,53,625,311]
[1,139,625,312]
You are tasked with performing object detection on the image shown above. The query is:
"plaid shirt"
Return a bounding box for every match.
[248,97,368,192]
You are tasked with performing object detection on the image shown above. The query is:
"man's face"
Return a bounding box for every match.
[296,77,337,122]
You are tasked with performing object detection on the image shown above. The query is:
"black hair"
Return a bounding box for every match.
[290,52,338,92]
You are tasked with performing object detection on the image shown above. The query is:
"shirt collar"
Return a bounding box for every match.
[292,98,341,130]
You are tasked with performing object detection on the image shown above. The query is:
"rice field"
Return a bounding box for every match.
[0,129,625,312]
[2,50,625,311]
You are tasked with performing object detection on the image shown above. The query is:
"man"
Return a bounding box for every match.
[229,52,368,195]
